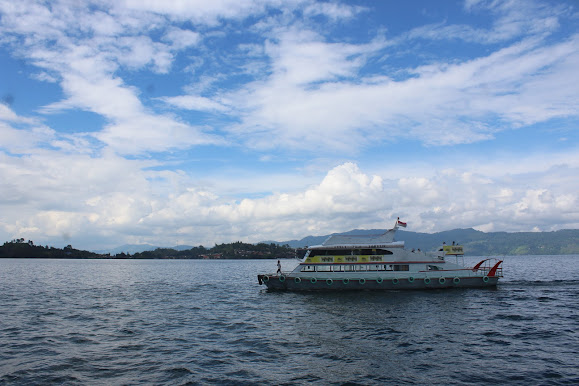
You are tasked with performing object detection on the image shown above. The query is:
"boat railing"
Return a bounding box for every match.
[472,258,503,277]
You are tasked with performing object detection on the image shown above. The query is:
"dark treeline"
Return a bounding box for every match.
[0,238,295,259]
[0,239,102,259]
[131,241,295,259]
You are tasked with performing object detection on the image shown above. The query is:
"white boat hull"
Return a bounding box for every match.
[258,274,499,291]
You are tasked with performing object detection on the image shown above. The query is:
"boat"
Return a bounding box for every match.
[257,219,503,290]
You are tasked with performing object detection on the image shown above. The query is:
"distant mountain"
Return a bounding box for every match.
[172,245,195,251]
[96,228,579,257]
[94,244,195,255]
[270,228,579,256]
[94,244,159,255]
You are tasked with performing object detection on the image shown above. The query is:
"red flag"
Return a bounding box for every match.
[397,219,407,228]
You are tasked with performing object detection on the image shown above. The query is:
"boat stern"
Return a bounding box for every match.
[257,274,269,285]
[257,274,288,290]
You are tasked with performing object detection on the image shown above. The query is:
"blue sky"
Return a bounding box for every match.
[0,0,578,250]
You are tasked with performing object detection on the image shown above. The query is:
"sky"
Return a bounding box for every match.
[0,0,578,251]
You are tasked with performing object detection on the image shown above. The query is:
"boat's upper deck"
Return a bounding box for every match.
[314,228,399,249]
[302,226,454,265]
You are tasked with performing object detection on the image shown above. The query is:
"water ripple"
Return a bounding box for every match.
[1,256,579,384]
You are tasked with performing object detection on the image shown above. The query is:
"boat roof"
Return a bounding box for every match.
[309,228,404,249]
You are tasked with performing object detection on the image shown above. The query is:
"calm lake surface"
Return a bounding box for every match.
[1,255,578,385]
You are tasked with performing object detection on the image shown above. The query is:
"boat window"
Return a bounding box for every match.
[393,264,409,271]
[427,265,440,271]
[316,265,331,272]
[332,265,343,272]
[385,265,393,271]
[358,265,367,272]
[301,265,315,272]
[309,248,394,257]
[309,249,358,257]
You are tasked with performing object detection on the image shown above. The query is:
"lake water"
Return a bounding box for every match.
[1,256,578,384]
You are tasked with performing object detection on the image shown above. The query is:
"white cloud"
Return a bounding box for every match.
[0,123,55,153]
[2,153,577,249]
[82,9,124,36]
[43,72,141,117]
[0,105,56,153]
[40,70,224,153]
[414,0,563,44]
[0,103,37,124]
[4,0,576,154]
[228,30,579,149]
[121,0,283,24]
[163,27,201,50]
[0,0,225,154]
[160,95,229,113]
[96,114,223,154]
[114,36,174,73]
[303,2,366,21]
[265,27,385,85]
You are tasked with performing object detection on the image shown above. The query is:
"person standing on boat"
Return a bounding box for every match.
[277,260,282,275]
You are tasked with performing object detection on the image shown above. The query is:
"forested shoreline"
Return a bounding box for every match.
[0,239,295,259]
